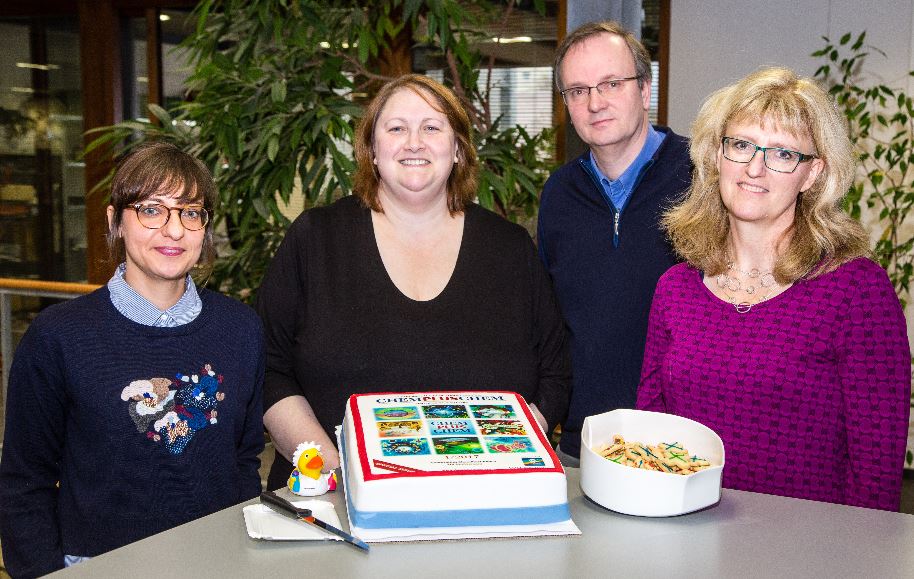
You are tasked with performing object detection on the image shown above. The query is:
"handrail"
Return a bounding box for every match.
[0,277,100,294]
[0,277,101,406]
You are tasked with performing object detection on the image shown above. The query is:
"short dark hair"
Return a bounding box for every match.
[554,21,652,91]
[352,74,478,214]
[107,141,217,271]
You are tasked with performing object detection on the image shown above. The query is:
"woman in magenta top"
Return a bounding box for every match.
[637,67,910,511]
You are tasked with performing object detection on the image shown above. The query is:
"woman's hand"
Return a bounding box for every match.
[264,395,340,470]
[529,403,548,434]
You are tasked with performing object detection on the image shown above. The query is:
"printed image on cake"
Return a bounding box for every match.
[470,404,516,419]
[376,420,423,437]
[432,436,484,454]
[428,419,475,436]
[374,406,420,420]
[337,391,580,542]
[421,404,470,419]
[485,436,535,453]
[477,419,526,436]
[379,438,430,456]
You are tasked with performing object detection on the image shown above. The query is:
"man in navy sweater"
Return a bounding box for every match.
[537,21,692,464]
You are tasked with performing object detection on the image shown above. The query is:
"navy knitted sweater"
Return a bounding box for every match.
[0,288,264,578]
[537,127,692,458]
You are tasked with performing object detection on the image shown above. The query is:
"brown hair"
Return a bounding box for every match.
[352,74,478,214]
[664,67,869,282]
[554,21,652,91]
[107,141,217,273]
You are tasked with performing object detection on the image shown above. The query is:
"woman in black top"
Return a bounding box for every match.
[257,74,570,491]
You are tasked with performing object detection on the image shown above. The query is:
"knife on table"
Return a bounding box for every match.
[259,491,370,552]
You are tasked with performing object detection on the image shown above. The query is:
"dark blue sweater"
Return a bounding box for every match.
[537,127,692,458]
[0,288,264,578]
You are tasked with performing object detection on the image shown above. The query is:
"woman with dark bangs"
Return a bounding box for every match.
[0,142,265,577]
[637,68,910,511]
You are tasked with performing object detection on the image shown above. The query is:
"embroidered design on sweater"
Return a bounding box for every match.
[119,363,225,455]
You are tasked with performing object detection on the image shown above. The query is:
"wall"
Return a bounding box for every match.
[667,0,914,134]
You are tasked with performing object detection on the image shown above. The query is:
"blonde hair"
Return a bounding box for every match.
[664,67,869,282]
[352,74,478,214]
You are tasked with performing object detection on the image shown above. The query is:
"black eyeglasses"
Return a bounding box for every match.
[721,137,816,173]
[559,76,641,105]
[132,203,210,231]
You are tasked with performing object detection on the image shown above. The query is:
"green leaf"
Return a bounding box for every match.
[148,103,173,125]
[271,80,287,104]
[251,197,271,220]
[477,175,494,209]
[267,135,279,162]
[403,0,422,19]
[357,28,369,63]
[195,0,212,37]
[852,31,866,50]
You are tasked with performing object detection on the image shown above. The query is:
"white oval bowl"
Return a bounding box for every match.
[580,409,725,517]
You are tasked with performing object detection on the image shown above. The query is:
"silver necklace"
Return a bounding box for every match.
[716,261,776,295]
[721,286,775,313]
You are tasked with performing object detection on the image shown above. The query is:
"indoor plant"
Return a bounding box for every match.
[814,32,914,308]
[87,0,554,302]
[813,32,914,465]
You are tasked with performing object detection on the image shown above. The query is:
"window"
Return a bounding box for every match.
[0,17,85,281]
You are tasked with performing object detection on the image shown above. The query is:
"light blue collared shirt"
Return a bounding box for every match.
[589,124,665,212]
[107,262,202,327]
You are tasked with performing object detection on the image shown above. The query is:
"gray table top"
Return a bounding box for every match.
[52,469,914,578]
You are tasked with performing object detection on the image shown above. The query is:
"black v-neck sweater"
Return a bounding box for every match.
[257,196,571,489]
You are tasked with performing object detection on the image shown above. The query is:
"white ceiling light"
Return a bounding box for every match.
[490,36,533,44]
[16,62,60,71]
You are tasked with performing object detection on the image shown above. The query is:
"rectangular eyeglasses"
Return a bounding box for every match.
[721,137,816,173]
[560,76,640,105]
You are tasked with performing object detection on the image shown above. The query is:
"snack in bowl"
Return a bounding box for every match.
[580,409,725,517]
[593,434,711,475]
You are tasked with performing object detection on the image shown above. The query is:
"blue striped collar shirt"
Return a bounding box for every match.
[107,262,202,327]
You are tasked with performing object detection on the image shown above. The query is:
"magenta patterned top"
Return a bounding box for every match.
[637,258,911,511]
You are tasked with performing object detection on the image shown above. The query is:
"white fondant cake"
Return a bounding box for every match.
[338,391,579,541]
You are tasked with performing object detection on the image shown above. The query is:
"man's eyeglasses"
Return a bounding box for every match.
[560,76,641,105]
[721,137,816,174]
[132,203,210,231]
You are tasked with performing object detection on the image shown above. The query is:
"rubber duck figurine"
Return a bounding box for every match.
[287,442,337,496]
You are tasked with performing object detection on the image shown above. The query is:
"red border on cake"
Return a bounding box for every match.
[349,391,564,481]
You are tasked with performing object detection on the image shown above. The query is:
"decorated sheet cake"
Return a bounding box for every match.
[337,391,580,542]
